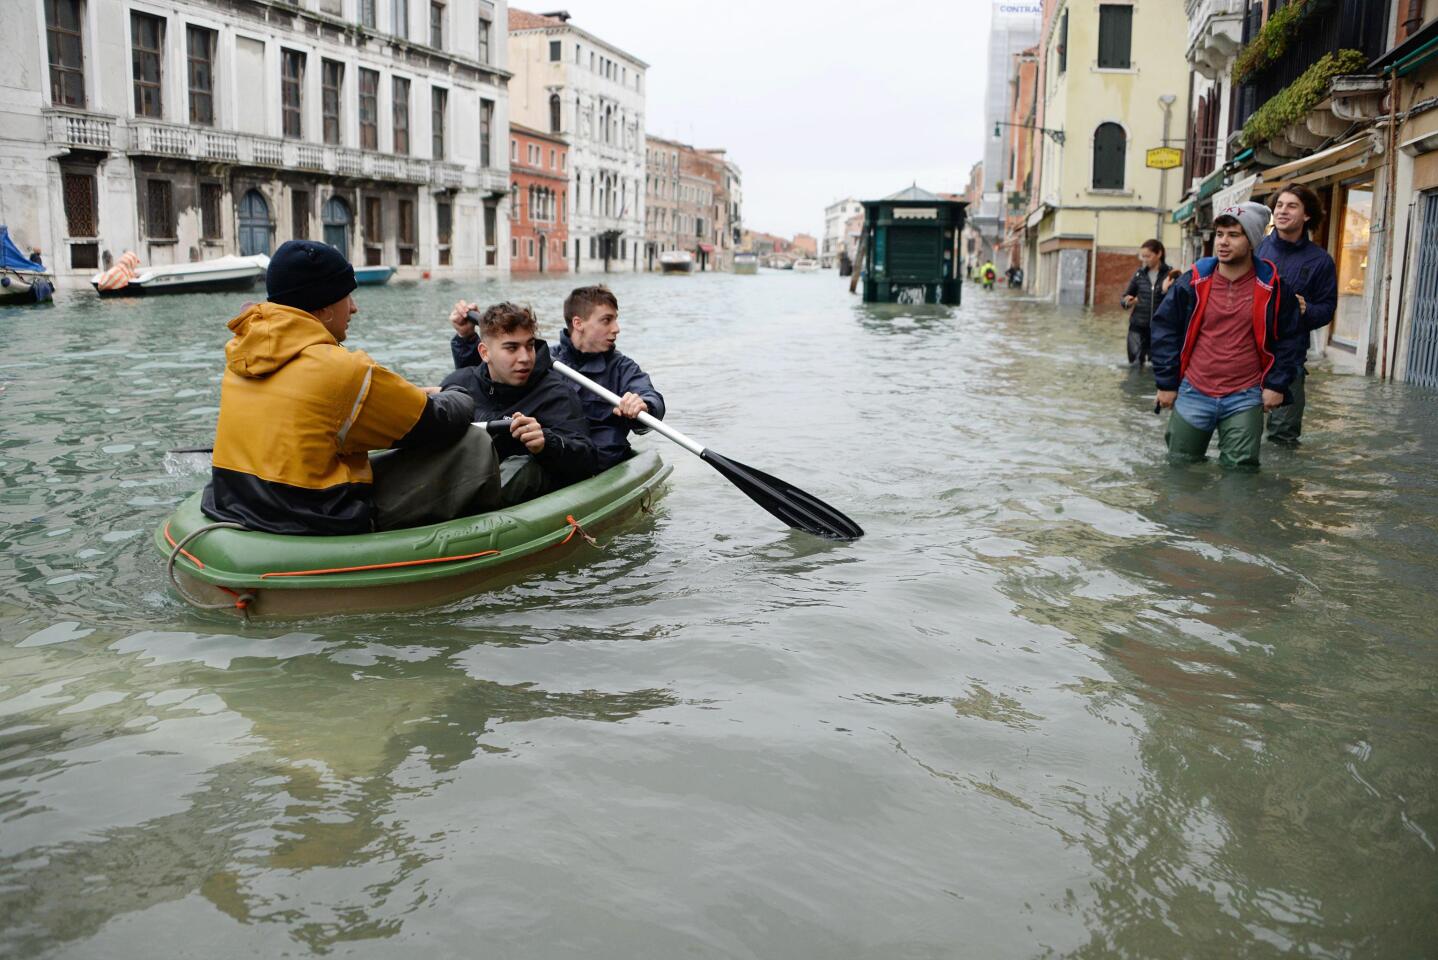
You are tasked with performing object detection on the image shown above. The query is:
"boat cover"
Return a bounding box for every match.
[0,226,44,274]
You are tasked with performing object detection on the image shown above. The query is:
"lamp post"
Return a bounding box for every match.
[1157,94,1177,240]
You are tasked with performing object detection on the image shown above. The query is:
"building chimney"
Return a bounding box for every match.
[540,10,572,22]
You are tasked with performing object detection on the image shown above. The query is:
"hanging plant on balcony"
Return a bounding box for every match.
[1232,0,1335,86]
[1240,49,1371,147]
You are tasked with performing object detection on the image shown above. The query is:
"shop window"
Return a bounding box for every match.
[1332,181,1372,348]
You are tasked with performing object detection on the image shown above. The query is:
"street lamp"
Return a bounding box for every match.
[994,121,1065,146]
[1157,94,1176,239]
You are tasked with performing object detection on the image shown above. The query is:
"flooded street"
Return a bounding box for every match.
[1,273,1436,957]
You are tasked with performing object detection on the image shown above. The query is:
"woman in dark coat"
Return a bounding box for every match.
[1120,239,1171,367]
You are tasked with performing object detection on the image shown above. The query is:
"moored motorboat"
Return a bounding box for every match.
[156,450,670,618]
[657,250,695,274]
[91,253,269,296]
[354,265,396,285]
[0,226,54,305]
[792,258,820,273]
[733,252,758,275]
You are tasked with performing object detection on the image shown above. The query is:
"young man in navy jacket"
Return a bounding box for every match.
[1256,182,1338,445]
[450,285,664,471]
[1151,202,1306,470]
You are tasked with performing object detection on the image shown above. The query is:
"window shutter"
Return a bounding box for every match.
[1098,6,1132,69]
[1092,123,1126,190]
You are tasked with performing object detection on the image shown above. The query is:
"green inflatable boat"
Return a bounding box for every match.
[156,451,670,619]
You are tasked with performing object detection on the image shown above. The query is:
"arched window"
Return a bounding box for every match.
[321,196,352,259]
[1092,123,1126,190]
[549,93,562,133]
[238,189,272,257]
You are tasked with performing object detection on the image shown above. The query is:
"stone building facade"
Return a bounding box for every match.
[2,0,513,282]
[508,122,567,272]
[507,8,645,273]
[643,135,729,271]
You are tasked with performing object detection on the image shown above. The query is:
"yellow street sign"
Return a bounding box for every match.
[1146,147,1183,170]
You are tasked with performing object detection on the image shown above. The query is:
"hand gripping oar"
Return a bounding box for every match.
[551,361,863,541]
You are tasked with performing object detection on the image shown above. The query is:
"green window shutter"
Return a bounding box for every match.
[1098,5,1132,69]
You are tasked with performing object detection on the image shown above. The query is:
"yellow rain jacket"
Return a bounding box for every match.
[201,302,427,535]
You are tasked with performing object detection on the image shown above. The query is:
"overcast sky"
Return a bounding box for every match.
[523,0,995,239]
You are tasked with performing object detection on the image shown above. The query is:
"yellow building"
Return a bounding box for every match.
[1024,1,1190,304]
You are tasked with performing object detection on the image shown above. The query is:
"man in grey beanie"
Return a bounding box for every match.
[1149,203,1306,469]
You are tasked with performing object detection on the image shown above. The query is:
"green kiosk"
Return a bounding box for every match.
[860,186,967,306]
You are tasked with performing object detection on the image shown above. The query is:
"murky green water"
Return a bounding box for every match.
[1,274,1435,958]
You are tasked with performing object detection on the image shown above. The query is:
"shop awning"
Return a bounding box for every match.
[698,243,714,252]
[1212,173,1261,214]
[1253,134,1377,193]
[1195,168,1226,201]
[1171,199,1196,224]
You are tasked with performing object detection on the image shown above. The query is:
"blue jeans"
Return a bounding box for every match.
[1174,380,1262,431]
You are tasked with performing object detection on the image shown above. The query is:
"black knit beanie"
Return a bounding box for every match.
[266,239,357,313]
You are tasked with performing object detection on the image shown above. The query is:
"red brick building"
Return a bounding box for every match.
[509,124,568,273]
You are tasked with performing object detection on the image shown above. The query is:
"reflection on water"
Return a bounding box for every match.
[1,275,1435,957]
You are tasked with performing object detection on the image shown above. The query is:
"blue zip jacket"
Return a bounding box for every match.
[1151,256,1305,399]
[453,328,665,470]
[1255,232,1337,334]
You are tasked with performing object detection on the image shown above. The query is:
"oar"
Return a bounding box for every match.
[551,360,864,541]
[167,419,514,455]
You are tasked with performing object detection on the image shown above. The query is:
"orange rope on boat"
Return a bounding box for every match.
[163,522,205,568]
[259,550,501,578]
[561,514,598,548]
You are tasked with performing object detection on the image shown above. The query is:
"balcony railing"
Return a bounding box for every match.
[44,108,117,151]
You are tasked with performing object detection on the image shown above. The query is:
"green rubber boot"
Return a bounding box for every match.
[1216,405,1264,470]
[1165,410,1212,463]
[1266,365,1306,444]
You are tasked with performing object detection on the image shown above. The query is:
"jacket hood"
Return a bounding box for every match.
[474,337,556,402]
[1191,256,1278,286]
[224,302,337,378]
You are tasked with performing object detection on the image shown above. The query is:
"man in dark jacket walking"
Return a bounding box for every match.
[451,286,664,471]
[441,303,597,504]
[1120,239,1171,367]
[1151,202,1306,470]
[1256,182,1338,445]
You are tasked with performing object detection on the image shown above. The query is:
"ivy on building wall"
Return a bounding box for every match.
[1231,0,1335,85]
[1240,49,1371,147]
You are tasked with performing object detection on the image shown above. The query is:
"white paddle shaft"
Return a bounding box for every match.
[552,361,703,456]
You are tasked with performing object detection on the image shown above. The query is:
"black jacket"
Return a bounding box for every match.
[440,339,597,486]
[1122,262,1171,329]
[551,329,665,471]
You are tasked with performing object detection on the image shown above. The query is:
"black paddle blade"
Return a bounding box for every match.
[700,449,864,540]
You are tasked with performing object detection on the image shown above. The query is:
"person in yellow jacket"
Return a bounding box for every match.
[202,240,497,535]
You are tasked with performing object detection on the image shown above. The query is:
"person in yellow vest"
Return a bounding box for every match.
[202,240,499,534]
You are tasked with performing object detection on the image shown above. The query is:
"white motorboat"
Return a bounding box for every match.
[792,258,820,272]
[657,250,695,274]
[92,253,269,296]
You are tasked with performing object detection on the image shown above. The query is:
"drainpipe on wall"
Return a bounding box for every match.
[1378,66,1400,379]
[1089,210,1100,308]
